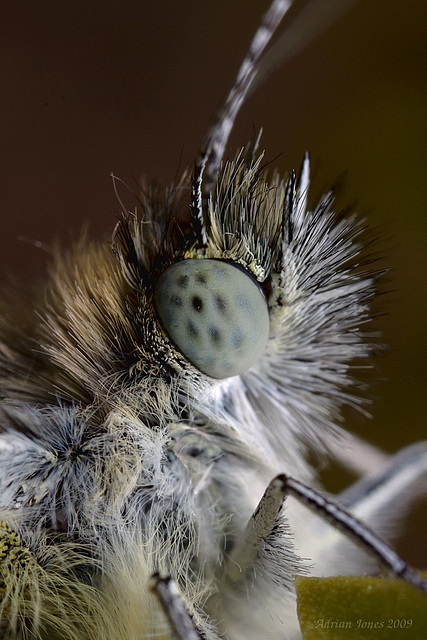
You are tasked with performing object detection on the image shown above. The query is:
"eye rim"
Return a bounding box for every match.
[153,258,270,379]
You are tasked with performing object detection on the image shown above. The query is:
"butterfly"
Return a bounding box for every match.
[1,1,426,639]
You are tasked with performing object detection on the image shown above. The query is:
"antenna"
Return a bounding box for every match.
[190,0,292,247]
[189,0,357,249]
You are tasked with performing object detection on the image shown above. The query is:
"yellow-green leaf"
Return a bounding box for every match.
[296,575,427,640]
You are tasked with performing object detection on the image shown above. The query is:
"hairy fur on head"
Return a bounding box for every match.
[0,146,382,639]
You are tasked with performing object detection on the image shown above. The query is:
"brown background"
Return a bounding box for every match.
[1,1,426,566]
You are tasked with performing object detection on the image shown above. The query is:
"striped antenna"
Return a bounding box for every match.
[190,0,292,247]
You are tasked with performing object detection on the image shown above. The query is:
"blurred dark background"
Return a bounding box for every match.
[1,1,426,565]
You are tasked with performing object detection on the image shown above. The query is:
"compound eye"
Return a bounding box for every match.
[154,259,269,379]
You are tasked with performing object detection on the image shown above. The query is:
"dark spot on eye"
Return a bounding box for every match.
[231,330,244,348]
[186,446,201,458]
[187,321,199,337]
[209,326,221,344]
[214,295,227,313]
[177,275,189,288]
[196,273,207,284]
[192,296,203,311]
[171,295,182,306]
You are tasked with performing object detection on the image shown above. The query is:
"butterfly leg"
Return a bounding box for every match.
[338,441,427,522]
[302,441,427,577]
[224,467,427,595]
[150,573,211,640]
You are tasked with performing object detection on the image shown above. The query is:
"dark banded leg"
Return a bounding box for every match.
[226,474,427,595]
[279,474,427,594]
[338,441,427,511]
[150,573,207,640]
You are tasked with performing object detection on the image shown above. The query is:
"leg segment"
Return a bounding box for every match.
[150,573,208,640]
[278,473,427,594]
[224,471,427,595]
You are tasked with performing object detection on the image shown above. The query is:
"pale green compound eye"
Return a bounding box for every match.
[154,259,269,379]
